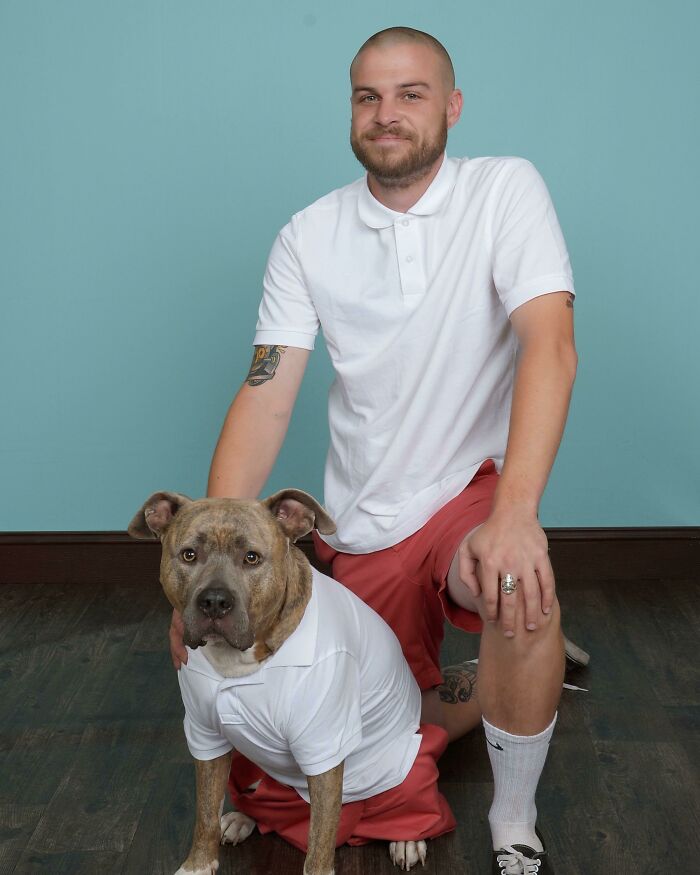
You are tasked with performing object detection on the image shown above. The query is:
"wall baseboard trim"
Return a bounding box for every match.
[0,528,698,586]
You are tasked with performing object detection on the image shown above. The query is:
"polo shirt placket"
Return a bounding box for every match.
[394,216,425,300]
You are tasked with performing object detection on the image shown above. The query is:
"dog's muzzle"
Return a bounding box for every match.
[197,587,234,620]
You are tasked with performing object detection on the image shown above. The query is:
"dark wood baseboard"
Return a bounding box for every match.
[0,528,698,585]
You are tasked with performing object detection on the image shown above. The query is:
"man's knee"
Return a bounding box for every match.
[483,593,562,650]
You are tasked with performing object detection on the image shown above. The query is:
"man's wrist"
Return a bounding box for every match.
[491,484,540,519]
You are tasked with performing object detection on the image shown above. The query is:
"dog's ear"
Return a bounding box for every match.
[128,491,192,540]
[263,489,336,542]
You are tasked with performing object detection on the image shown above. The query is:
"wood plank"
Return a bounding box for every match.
[615,579,700,707]
[21,721,155,855]
[592,739,700,864]
[0,726,85,808]
[11,848,126,873]
[0,803,45,873]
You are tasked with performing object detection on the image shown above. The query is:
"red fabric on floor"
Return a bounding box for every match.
[227,723,456,852]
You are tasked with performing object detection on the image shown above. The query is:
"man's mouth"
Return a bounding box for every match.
[367,129,411,141]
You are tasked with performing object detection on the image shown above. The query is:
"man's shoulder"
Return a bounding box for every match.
[292,175,365,222]
[453,154,538,187]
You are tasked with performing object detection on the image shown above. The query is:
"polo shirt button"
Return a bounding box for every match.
[406,255,413,263]
[402,219,410,227]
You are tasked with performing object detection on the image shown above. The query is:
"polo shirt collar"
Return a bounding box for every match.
[262,574,318,670]
[357,152,458,229]
[184,575,319,687]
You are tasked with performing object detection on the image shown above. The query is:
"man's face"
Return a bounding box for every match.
[350,42,461,187]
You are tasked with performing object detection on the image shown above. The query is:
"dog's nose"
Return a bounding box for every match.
[197,588,234,619]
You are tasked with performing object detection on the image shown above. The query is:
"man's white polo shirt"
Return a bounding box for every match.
[254,154,576,553]
[177,567,422,804]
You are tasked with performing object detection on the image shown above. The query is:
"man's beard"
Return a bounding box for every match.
[350,118,448,189]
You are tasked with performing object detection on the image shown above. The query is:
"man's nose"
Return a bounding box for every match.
[374,98,401,128]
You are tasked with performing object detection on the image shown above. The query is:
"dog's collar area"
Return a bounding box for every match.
[183,572,320,685]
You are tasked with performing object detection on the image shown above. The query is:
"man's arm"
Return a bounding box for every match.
[459,291,577,634]
[169,344,310,669]
[207,344,310,498]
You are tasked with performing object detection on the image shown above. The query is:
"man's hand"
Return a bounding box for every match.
[457,508,555,637]
[170,608,188,669]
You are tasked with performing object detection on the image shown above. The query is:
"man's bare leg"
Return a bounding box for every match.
[445,531,565,856]
[421,555,563,741]
[445,549,564,735]
[421,662,482,742]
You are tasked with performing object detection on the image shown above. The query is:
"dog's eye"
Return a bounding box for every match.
[181,548,197,563]
[244,551,261,566]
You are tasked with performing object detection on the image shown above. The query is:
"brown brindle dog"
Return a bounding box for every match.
[128,488,428,875]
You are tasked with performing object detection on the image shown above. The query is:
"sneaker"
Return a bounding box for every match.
[491,828,553,874]
[564,635,590,669]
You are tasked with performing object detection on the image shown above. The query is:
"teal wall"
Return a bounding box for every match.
[1,1,698,530]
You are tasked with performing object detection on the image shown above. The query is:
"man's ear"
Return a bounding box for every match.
[263,488,336,543]
[128,491,192,540]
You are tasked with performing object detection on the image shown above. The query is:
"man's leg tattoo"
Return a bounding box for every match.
[437,660,478,705]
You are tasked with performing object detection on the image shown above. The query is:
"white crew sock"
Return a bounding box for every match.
[482,712,557,852]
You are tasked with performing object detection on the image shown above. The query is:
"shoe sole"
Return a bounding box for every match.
[564,636,590,667]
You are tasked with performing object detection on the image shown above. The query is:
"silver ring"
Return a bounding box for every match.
[500,573,517,595]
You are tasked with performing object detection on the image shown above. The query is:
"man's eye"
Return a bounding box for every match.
[181,549,197,562]
[244,551,261,566]
[360,94,378,102]
[404,92,420,100]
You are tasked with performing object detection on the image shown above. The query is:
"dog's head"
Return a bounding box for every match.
[128,489,335,653]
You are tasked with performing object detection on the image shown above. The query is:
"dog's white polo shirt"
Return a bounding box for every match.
[177,567,423,804]
[254,154,576,554]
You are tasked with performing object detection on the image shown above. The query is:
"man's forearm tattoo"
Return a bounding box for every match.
[566,293,574,309]
[437,661,478,705]
[246,345,287,387]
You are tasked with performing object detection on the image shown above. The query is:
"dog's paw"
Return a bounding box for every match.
[389,840,427,871]
[220,810,256,845]
[174,861,218,875]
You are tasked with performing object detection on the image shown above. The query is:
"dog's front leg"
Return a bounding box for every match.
[175,750,233,875]
[303,761,344,875]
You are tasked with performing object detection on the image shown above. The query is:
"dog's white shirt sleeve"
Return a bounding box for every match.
[178,662,234,761]
[286,650,363,776]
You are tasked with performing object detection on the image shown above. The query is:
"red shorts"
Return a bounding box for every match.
[313,460,499,690]
[228,723,455,850]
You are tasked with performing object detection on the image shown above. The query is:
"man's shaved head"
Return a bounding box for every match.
[350,27,455,93]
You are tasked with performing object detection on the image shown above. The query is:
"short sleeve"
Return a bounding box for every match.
[177,667,233,762]
[254,216,320,350]
[287,652,363,776]
[491,159,575,316]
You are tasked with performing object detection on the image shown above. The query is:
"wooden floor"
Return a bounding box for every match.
[0,574,698,874]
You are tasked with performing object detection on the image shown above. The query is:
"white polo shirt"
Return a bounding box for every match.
[254,154,575,553]
[177,567,422,804]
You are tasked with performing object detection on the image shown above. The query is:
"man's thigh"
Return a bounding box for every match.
[394,460,498,634]
[330,545,446,690]
[446,528,484,615]
[313,460,499,686]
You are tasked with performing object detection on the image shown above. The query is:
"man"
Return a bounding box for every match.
[172,26,578,873]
